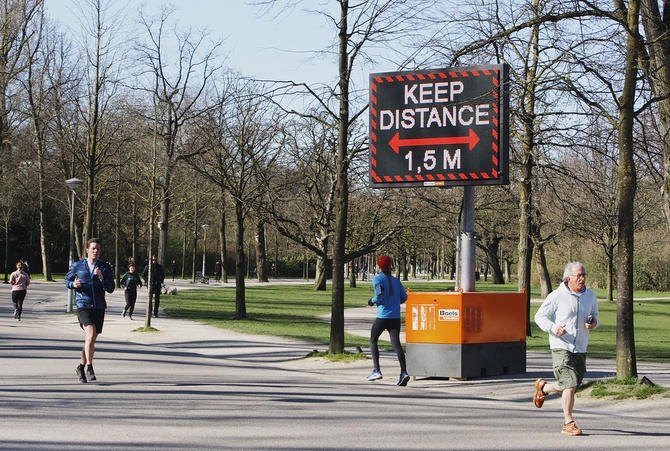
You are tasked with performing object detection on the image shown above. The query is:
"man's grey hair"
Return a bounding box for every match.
[563,262,585,281]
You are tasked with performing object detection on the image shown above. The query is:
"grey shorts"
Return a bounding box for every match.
[552,349,586,390]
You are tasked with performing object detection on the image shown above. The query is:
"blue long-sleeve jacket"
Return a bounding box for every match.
[370,271,407,319]
[65,258,115,309]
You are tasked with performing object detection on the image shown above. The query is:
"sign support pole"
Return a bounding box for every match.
[455,222,461,291]
[460,186,476,292]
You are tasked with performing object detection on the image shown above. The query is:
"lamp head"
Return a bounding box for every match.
[66,178,83,190]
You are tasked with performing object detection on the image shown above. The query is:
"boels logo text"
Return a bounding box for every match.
[439,309,460,321]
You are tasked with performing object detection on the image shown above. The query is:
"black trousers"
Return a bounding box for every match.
[12,290,27,318]
[149,285,161,315]
[124,289,138,316]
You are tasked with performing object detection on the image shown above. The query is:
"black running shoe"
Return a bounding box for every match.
[397,372,410,387]
[86,364,96,381]
[75,364,87,383]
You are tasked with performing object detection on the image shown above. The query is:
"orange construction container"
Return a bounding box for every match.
[405,291,526,379]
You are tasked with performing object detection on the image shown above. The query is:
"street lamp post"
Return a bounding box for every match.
[66,178,84,313]
[201,224,209,279]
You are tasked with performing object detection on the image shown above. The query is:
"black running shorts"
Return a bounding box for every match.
[77,308,105,334]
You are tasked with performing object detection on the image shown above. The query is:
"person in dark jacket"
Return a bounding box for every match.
[171,260,179,281]
[65,238,115,383]
[143,255,165,317]
[214,260,222,282]
[120,262,142,319]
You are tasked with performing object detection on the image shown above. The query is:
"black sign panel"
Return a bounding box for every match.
[369,65,509,188]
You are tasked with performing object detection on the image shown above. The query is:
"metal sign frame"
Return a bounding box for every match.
[369,64,510,188]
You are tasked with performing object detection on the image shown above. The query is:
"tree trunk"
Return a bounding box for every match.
[328,0,350,355]
[219,190,228,283]
[483,238,505,284]
[314,255,328,291]
[157,190,170,265]
[255,220,268,282]
[606,245,614,302]
[615,0,640,380]
[84,169,95,244]
[3,221,9,283]
[181,226,187,279]
[114,153,122,286]
[234,199,247,319]
[401,254,409,281]
[36,134,51,282]
[517,12,541,335]
[191,190,198,284]
[534,243,552,298]
[518,168,534,335]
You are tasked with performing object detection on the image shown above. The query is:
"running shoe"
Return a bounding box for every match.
[397,372,410,386]
[75,364,87,383]
[367,369,383,381]
[86,364,96,381]
[534,378,547,408]
[562,421,582,436]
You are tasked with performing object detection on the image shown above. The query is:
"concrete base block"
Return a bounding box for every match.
[407,341,526,379]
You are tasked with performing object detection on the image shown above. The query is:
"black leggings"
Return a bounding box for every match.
[12,290,27,318]
[124,289,138,316]
[369,317,406,373]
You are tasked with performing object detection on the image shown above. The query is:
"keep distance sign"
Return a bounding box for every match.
[369,64,510,188]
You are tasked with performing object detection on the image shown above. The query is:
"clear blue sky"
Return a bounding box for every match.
[45,0,338,85]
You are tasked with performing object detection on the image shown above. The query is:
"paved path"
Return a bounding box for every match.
[1,278,669,450]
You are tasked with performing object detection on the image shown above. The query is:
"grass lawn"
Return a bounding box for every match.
[161,279,670,363]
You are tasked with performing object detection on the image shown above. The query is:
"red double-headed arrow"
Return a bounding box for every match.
[388,129,480,154]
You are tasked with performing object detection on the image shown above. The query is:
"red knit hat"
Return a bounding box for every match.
[377,255,392,270]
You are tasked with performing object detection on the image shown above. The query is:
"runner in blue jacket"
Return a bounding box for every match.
[65,238,115,383]
[366,255,410,386]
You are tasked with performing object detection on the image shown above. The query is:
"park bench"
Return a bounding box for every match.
[195,271,209,284]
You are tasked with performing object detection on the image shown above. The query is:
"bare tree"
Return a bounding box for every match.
[551,121,619,302]
[68,0,127,245]
[475,185,519,284]
[134,4,222,267]
[264,113,338,291]
[1,0,41,163]
[18,1,56,280]
[189,76,283,319]
[638,0,670,234]
[0,0,43,273]
[256,0,431,354]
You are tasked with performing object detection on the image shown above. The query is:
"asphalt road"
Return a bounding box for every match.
[1,278,669,450]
